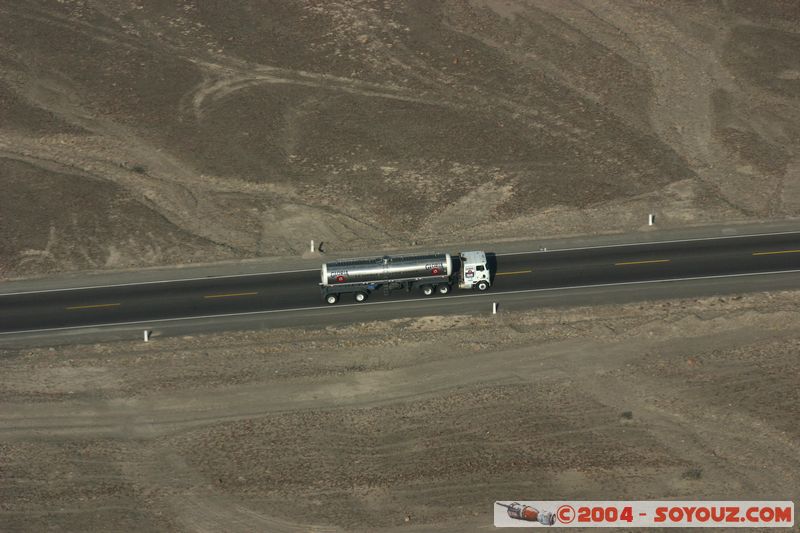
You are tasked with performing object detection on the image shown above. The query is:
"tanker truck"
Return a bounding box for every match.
[320,251,491,304]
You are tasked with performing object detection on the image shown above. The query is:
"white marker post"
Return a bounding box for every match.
[310,240,315,253]
[648,214,655,226]
[143,330,150,342]
[492,302,498,314]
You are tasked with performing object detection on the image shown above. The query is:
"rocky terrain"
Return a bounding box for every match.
[2,291,799,530]
[1,1,799,278]
[2,3,799,531]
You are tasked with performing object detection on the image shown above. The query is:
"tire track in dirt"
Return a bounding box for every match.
[568,332,800,496]
[114,400,341,532]
[2,321,792,442]
[184,59,446,120]
[571,1,764,216]
[0,124,387,258]
[3,300,800,530]
[0,3,153,55]
[0,343,564,439]
[1,4,398,260]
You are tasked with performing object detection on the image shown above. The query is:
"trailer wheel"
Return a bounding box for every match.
[475,280,489,291]
[421,285,434,296]
[326,294,339,305]
[437,284,451,295]
[354,292,368,302]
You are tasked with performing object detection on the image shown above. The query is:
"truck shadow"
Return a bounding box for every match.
[487,252,498,283]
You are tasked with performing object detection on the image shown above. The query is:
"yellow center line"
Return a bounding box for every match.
[752,249,800,256]
[615,259,671,266]
[65,303,121,310]
[495,270,533,276]
[203,291,259,299]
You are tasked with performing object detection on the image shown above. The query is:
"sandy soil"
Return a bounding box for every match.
[3,3,799,531]
[2,290,799,531]
[1,1,799,278]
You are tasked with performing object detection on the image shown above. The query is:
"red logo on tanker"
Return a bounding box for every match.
[425,263,442,275]
[335,275,346,282]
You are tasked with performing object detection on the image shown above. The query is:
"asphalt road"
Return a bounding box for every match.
[3,231,800,335]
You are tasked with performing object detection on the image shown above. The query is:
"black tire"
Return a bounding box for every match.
[354,292,368,302]
[475,280,489,291]
[421,285,434,296]
[326,294,338,305]
[437,284,451,295]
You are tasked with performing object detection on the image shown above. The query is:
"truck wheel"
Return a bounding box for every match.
[475,280,489,291]
[437,284,451,295]
[354,292,368,302]
[326,294,338,305]
[421,285,434,296]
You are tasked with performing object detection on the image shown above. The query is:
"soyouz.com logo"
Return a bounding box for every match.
[494,501,794,527]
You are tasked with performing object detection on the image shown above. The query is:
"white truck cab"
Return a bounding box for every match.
[459,250,491,290]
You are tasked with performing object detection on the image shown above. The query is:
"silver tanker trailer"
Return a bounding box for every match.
[320,251,491,304]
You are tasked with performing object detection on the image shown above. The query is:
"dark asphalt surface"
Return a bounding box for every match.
[2,232,800,334]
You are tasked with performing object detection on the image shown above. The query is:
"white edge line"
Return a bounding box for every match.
[3,268,800,337]
[3,229,798,297]
[495,229,800,256]
[0,267,320,296]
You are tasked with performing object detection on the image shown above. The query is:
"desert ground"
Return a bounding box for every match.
[2,2,800,532]
[2,290,799,531]
[1,1,799,278]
